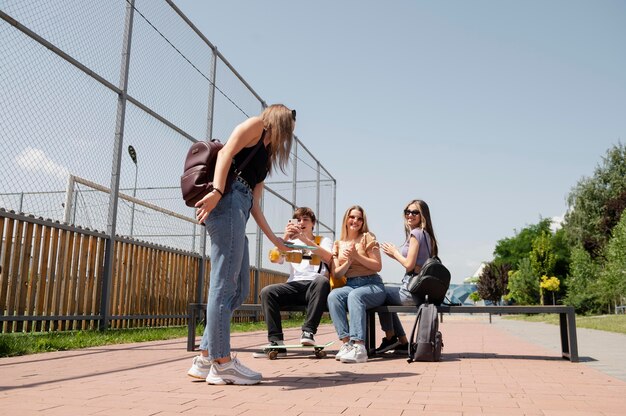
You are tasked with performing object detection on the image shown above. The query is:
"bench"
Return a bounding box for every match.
[367,305,579,362]
[187,303,579,362]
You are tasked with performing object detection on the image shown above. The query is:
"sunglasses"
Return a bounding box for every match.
[404,209,421,216]
[291,109,296,121]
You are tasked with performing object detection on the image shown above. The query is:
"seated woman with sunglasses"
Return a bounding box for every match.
[375,199,439,355]
[328,205,386,363]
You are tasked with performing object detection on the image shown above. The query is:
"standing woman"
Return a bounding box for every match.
[376,199,438,354]
[188,104,295,385]
[328,205,386,363]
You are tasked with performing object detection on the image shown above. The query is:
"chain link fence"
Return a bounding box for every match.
[0,0,336,330]
[1,0,336,260]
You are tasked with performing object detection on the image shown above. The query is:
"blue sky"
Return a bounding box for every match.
[175,0,626,284]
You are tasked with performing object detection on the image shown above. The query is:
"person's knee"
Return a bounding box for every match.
[259,285,276,303]
[311,275,330,292]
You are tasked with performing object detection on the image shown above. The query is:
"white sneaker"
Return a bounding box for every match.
[206,356,262,385]
[340,343,368,363]
[187,355,212,379]
[335,342,353,361]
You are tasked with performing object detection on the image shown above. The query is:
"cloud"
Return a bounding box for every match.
[550,213,565,232]
[15,147,69,180]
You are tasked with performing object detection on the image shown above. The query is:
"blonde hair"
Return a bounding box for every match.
[260,104,295,174]
[339,205,374,240]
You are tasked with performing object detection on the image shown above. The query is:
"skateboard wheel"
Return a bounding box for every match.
[315,350,326,358]
[268,350,278,360]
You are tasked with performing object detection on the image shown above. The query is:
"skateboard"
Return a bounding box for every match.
[253,341,334,360]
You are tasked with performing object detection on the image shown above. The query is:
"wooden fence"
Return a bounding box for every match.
[0,209,288,333]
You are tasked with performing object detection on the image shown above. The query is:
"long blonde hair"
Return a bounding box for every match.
[339,205,374,240]
[260,104,295,174]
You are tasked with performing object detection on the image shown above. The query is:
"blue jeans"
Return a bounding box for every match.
[327,274,386,342]
[199,181,253,359]
[378,276,423,338]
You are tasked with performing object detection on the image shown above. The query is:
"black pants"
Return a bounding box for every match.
[259,275,330,342]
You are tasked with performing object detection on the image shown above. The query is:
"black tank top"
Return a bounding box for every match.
[233,130,270,190]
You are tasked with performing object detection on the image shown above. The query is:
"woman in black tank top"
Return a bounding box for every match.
[188,104,296,385]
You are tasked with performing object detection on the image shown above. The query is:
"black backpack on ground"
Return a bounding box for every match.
[407,296,443,362]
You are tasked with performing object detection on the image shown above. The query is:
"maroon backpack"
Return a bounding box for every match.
[180,132,264,207]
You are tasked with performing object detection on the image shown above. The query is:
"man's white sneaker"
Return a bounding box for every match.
[335,342,353,361]
[206,357,262,385]
[187,355,212,379]
[340,343,368,363]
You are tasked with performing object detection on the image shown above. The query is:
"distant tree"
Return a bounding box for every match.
[563,245,601,314]
[596,208,626,313]
[552,227,571,281]
[564,143,626,257]
[493,219,551,269]
[504,258,539,305]
[469,291,481,304]
[530,231,556,277]
[477,262,510,305]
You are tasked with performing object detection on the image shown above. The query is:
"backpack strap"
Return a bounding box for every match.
[407,304,423,363]
[232,129,266,176]
[421,229,432,257]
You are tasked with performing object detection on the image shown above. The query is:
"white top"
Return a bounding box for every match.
[287,236,333,282]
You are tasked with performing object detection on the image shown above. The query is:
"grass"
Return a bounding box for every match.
[504,313,626,334]
[0,313,332,358]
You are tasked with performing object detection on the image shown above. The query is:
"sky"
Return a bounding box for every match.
[171,0,626,284]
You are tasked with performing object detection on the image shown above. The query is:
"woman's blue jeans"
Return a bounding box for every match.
[327,274,386,342]
[378,277,423,338]
[199,181,253,359]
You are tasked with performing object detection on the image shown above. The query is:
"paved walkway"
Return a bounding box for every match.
[1,315,625,415]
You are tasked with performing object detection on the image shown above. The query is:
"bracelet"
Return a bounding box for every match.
[211,187,224,197]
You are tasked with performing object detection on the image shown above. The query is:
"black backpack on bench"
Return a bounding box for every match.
[407,296,443,362]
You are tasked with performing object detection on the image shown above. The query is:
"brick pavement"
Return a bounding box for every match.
[1,315,625,415]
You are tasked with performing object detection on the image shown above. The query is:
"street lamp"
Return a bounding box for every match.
[128,145,138,237]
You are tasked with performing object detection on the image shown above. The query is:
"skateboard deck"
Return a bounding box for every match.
[253,341,334,359]
[283,242,318,250]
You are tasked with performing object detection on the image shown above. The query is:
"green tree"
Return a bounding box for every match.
[530,231,556,277]
[493,218,551,268]
[563,245,601,313]
[564,143,626,257]
[469,291,481,303]
[477,262,510,305]
[505,257,539,305]
[596,208,626,313]
[552,227,571,281]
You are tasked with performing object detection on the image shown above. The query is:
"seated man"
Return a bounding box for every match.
[259,207,333,351]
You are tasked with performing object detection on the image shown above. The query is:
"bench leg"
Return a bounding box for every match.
[366,310,376,356]
[559,311,579,362]
[187,304,197,352]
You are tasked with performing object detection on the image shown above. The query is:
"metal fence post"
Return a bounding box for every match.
[99,0,135,331]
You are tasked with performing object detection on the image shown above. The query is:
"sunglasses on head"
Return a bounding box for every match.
[291,109,296,121]
[404,209,420,216]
